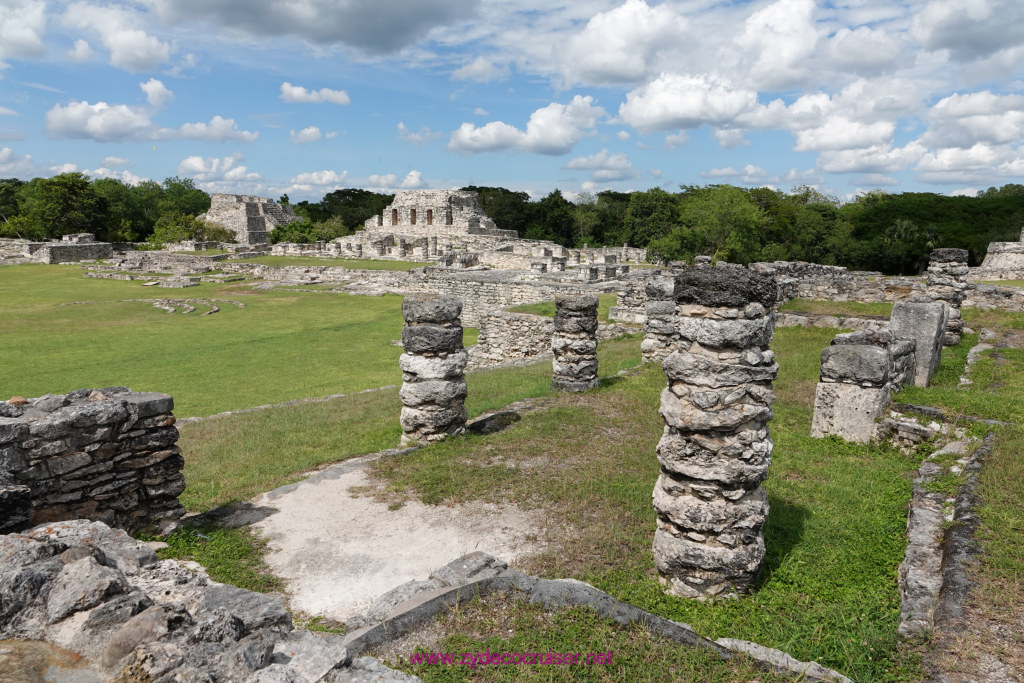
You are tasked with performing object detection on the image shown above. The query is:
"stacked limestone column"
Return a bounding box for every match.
[551,294,600,392]
[652,267,778,600]
[399,294,468,446]
[641,277,678,364]
[926,248,970,346]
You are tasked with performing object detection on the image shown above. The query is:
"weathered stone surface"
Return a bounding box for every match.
[810,383,890,443]
[551,296,600,392]
[890,301,947,387]
[674,267,777,310]
[820,345,892,386]
[1,389,184,534]
[653,266,776,599]
[398,351,467,380]
[401,294,462,324]
[401,325,463,354]
[399,296,468,446]
[1,520,408,683]
[674,315,774,349]
[398,380,467,407]
[930,248,968,263]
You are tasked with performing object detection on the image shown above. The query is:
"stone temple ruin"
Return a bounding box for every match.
[199,193,302,245]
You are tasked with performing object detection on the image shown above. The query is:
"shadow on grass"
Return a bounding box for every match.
[758,494,811,588]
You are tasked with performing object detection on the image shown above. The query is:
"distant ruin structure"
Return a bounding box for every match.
[29,233,113,264]
[364,190,516,238]
[199,194,302,245]
[652,267,778,600]
[975,227,1024,280]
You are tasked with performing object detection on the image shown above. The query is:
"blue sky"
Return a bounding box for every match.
[0,0,1022,202]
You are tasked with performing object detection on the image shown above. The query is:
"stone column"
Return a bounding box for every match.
[551,294,599,392]
[429,237,438,257]
[890,300,947,387]
[399,295,468,446]
[641,276,677,364]
[652,266,778,600]
[926,248,970,346]
[810,344,896,444]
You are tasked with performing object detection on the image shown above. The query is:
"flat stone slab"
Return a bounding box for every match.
[252,463,543,621]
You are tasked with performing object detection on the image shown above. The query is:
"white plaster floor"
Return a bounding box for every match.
[251,458,543,621]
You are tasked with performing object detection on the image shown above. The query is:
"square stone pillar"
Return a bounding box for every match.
[890,300,947,387]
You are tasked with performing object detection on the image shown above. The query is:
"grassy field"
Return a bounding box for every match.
[779,297,894,317]
[233,255,431,270]
[506,293,620,323]
[0,264,409,417]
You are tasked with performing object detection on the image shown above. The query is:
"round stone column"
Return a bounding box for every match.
[926,248,970,346]
[551,294,599,392]
[641,276,678,364]
[652,266,778,600]
[399,294,468,446]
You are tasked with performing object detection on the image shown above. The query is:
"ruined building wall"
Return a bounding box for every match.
[200,194,301,246]
[0,388,184,534]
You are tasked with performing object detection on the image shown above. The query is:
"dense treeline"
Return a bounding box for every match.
[2,172,1022,274]
[0,173,212,243]
[465,183,1024,274]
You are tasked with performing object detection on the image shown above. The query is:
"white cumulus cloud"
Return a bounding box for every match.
[398,122,442,145]
[280,82,350,105]
[290,126,323,144]
[63,2,171,72]
[619,74,759,133]
[140,78,173,109]
[563,148,639,182]
[449,95,606,155]
[0,0,47,67]
[452,56,509,82]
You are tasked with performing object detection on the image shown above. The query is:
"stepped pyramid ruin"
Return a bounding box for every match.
[199,194,302,245]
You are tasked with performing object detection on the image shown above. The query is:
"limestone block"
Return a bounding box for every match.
[402,295,462,324]
[890,301,947,387]
[398,380,468,407]
[810,383,890,443]
[656,433,772,488]
[662,351,778,389]
[399,351,468,379]
[401,325,463,354]
[674,316,775,349]
[653,482,769,534]
[820,345,892,386]
[652,527,765,599]
[673,267,777,310]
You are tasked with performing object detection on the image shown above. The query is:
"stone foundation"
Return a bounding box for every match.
[652,266,778,600]
[0,388,184,534]
[551,295,600,392]
[399,294,468,446]
[810,330,916,443]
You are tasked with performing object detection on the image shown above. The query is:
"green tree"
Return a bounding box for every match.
[146,211,234,246]
[571,192,601,246]
[461,186,532,236]
[0,178,25,224]
[677,185,767,262]
[31,172,107,239]
[160,177,210,216]
[525,189,574,244]
[621,188,679,247]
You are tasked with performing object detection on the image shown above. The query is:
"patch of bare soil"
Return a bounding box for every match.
[926,577,1024,682]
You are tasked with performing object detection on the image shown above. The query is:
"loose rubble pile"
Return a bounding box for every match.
[652,267,779,600]
[399,294,468,446]
[925,248,970,346]
[0,519,416,682]
[0,388,184,535]
[551,294,600,392]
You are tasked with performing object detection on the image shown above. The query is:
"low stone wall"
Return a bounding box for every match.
[472,311,553,366]
[33,241,114,264]
[0,388,184,534]
[964,283,1024,311]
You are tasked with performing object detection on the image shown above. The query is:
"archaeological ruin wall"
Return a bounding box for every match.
[0,388,184,535]
[199,194,301,246]
[29,234,114,264]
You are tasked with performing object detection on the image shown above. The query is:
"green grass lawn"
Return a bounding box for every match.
[233,255,431,270]
[779,298,894,317]
[980,279,1024,288]
[506,293,620,323]
[0,264,407,417]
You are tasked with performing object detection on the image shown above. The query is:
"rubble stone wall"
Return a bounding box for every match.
[0,388,184,534]
[32,241,114,264]
[652,267,778,600]
[471,311,553,366]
